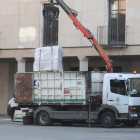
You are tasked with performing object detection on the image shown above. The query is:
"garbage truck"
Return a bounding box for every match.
[14,0,140,128]
[14,71,140,128]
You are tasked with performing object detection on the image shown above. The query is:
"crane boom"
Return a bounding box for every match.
[55,0,113,73]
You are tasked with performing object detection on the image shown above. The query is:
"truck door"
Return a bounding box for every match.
[108,78,129,113]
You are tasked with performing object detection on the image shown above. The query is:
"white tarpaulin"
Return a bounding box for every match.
[33,46,63,72]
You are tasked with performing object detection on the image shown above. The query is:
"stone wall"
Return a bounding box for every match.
[126,0,140,45]
[59,0,107,47]
[0,0,42,49]
[0,63,9,114]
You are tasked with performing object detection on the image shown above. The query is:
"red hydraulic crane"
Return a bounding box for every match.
[46,0,114,73]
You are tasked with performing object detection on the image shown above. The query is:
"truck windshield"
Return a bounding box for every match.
[130,78,140,96]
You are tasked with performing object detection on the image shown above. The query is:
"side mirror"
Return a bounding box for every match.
[132,89,137,94]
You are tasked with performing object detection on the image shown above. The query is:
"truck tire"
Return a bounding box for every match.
[125,121,137,127]
[38,111,53,126]
[101,112,116,128]
[60,120,73,126]
[23,116,34,125]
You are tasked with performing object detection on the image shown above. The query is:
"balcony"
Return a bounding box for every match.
[97,26,128,47]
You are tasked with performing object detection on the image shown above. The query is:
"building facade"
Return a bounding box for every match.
[0,0,140,114]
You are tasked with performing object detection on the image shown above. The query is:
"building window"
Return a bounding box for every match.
[109,0,126,44]
[43,4,59,46]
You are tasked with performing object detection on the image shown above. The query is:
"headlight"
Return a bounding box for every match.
[131,114,138,117]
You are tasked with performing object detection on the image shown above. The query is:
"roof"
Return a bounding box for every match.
[104,73,140,79]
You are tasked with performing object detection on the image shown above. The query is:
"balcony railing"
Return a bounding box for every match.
[97,26,127,45]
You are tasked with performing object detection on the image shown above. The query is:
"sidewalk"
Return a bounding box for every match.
[0,114,12,124]
[0,114,9,117]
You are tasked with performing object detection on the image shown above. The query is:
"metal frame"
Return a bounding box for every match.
[97,26,127,45]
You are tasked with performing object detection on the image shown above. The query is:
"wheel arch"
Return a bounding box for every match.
[98,105,119,120]
[34,106,56,119]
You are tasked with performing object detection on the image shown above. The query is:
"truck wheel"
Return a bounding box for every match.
[101,112,116,128]
[125,121,137,127]
[38,111,53,126]
[60,120,73,126]
[23,116,34,125]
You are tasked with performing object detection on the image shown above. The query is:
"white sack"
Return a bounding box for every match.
[33,46,64,73]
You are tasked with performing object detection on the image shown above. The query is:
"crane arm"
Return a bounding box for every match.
[55,0,113,73]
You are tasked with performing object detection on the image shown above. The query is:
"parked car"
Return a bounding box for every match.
[7,98,19,121]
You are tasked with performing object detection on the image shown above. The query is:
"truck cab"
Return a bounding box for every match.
[101,73,140,127]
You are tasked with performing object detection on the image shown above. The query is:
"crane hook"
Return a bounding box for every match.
[43,4,59,20]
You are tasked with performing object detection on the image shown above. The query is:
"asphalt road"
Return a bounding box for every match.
[0,115,140,140]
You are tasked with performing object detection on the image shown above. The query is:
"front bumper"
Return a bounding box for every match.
[128,106,140,120]
[128,111,140,120]
[7,106,11,116]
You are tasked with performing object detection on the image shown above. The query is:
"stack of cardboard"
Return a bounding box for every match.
[33,46,63,72]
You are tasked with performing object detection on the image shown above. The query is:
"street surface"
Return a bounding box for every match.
[0,115,140,140]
